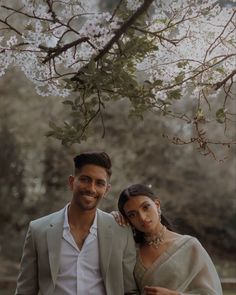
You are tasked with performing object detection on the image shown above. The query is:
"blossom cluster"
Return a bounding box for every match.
[0,0,235,100]
[137,0,235,102]
[0,0,121,96]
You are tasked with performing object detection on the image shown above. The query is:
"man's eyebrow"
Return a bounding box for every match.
[78,175,90,178]
[79,175,108,183]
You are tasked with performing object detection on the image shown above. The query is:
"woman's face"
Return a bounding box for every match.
[123,195,161,235]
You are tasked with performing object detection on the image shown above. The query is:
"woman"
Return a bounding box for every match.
[115,184,223,295]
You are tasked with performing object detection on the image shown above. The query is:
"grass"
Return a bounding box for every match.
[2,286,236,294]
[1,289,15,295]
[224,291,236,295]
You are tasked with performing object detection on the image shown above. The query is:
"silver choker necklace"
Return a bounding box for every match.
[144,225,166,248]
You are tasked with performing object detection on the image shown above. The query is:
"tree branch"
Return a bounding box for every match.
[214,69,236,90]
[71,0,154,81]
[0,19,22,36]
[41,37,89,63]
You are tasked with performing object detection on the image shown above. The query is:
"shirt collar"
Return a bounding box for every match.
[64,204,98,233]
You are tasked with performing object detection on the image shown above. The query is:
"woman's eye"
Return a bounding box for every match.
[143,204,151,210]
[127,213,135,219]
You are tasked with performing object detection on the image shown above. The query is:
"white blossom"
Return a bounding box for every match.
[126,0,143,11]
[0,0,235,100]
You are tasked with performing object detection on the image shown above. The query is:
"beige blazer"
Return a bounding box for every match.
[15,208,138,295]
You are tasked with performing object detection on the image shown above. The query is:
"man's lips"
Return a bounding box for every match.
[81,193,97,199]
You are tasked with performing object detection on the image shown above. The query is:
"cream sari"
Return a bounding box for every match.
[134,235,222,295]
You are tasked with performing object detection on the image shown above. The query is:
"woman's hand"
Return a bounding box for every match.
[110,211,129,226]
[144,286,180,295]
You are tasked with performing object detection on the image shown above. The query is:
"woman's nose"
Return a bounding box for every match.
[138,211,147,222]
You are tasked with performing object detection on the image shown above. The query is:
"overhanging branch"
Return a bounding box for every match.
[41,37,89,63]
[214,69,236,90]
[71,0,154,81]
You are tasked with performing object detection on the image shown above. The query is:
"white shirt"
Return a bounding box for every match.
[53,205,106,295]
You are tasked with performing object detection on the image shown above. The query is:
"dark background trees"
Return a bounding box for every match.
[0,70,235,273]
[0,0,235,289]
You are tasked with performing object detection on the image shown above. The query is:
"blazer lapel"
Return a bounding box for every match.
[47,208,65,285]
[97,210,114,281]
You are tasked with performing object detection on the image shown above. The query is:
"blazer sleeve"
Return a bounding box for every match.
[123,227,139,295]
[15,223,39,295]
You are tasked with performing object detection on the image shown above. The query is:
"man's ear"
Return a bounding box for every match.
[104,183,111,197]
[68,175,75,191]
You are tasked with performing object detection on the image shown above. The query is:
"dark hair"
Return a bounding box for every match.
[73,151,112,178]
[118,184,173,244]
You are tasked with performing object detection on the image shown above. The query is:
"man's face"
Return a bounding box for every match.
[69,164,110,211]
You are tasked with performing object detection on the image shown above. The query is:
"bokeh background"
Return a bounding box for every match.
[0,67,235,294]
[0,0,236,293]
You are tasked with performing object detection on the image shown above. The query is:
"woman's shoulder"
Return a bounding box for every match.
[181,234,203,247]
[167,231,203,250]
[174,234,209,258]
[166,231,193,244]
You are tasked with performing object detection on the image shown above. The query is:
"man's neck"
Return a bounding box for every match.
[68,202,96,230]
[67,203,97,249]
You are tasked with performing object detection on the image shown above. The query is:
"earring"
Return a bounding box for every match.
[157,207,162,221]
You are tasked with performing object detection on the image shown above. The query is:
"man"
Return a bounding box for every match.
[15,151,138,295]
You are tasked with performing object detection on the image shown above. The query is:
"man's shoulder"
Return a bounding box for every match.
[30,207,65,228]
[97,209,118,224]
[97,209,131,232]
[97,209,112,218]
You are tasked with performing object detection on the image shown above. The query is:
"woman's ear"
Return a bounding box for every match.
[154,199,160,208]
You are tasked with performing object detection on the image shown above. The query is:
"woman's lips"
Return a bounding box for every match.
[141,220,152,228]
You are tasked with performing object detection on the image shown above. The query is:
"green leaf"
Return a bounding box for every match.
[215,68,225,74]
[62,100,74,106]
[177,61,188,68]
[24,24,34,31]
[48,121,60,131]
[175,73,185,84]
[196,109,205,122]
[153,79,163,87]
[216,108,226,124]
[45,130,56,137]
[167,89,182,100]
[87,59,96,73]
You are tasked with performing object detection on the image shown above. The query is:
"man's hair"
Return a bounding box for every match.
[73,151,112,178]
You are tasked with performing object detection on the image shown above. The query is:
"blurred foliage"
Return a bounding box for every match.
[0,126,26,260]
[0,69,235,263]
[0,126,25,226]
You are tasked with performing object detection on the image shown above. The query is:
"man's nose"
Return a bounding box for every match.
[87,181,96,193]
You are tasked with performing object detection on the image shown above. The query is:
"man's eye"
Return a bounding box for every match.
[79,177,90,183]
[96,181,106,187]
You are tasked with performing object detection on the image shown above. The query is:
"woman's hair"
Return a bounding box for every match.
[118,183,174,243]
